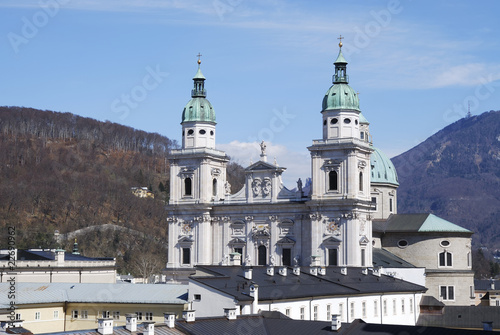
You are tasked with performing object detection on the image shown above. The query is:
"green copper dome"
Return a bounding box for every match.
[371,147,399,186]
[181,63,216,124]
[322,48,360,111]
[322,83,360,111]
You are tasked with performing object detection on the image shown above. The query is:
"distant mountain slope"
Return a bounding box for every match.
[392,110,500,248]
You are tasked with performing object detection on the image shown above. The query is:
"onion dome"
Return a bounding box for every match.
[322,44,360,111]
[181,59,216,124]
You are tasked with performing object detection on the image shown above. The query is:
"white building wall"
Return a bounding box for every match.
[188,280,239,317]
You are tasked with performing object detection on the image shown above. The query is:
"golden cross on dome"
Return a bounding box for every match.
[197,52,202,65]
[337,35,344,48]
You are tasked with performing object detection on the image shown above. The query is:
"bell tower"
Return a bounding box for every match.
[307,38,373,267]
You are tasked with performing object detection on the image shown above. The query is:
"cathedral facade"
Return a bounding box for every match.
[166,44,390,273]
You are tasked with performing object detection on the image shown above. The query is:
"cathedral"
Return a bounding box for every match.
[166,41,474,308]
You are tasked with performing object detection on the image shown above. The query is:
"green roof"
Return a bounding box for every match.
[371,147,399,186]
[359,112,369,124]
[322,83,360,111]
[193,66,206,80]
[334,49,347,64]
[182,97,216,123]
[383,214,472,233]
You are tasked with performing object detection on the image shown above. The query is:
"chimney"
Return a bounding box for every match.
[244,267,253,280]
[310,267,318,276]
[55,249,65,265]
[230,252,241,266]
[267,266,274,276]
[372,266,381,277]
[362,268,368,275]
[490,279,495,290]
[340,267,347,276]
[97,318,113,335]
[125,313,137,331]
[164,313,176,328]
[310,255,320,267]
[293,266,300,276]
[318,267,326,276]
[278,267,287,276]
[182,310,195,323]
[331,314,341,331]
[224,307,237,320]
[249,284,259,314]
[143,322,155,335]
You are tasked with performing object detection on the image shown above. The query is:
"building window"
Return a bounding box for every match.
[72,310,78,319]
[440,286,455,301]
[360,131,364,140]
[392,299,397,315]
[373,300,378,317]
[199,129,206,135]
[102,311,110,318]
[313,305,318,321]
[326,304,331,321]
[282,248,292,266]
[383,300,387,316]
[470,286,474,299]
[344,118,351,124]
[300,307,305,320]
[212,178,217,196]
[234,247,243,256]
[439,251,452,267]
[371,197,377,210]
[362,301,366,318]
[182,247,191,265]
[53,311,59,319]
[146,312,153,321]
[398,239,408,248]
[184,177,192,196]
[361,249,366,267]
[285,308,290,317]
[113,311,120,320]
[409,299,413,314]
[329,171,338,191]
[331,118,338,124]
[15,313,21,321]
[136,312,143,321]
[467,252,471,267]
[359,172,363,192]
[35,312,41,320]
[328,248,338,266]
[389,198,393,212]
[401,299,405,314]
[350,302,355,320]
[339,303,344,321]
[258,245,267,266]
[194,294,201,301]
[81,310,88,319]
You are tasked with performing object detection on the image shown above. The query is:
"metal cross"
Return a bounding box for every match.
[337,35,344,43]
[197,53,202,62]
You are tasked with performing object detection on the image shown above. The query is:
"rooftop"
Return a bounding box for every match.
[0,283,187,308]
[374,214,472,234]
[190,266,426,302]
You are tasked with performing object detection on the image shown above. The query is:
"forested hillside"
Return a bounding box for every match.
[0,106,244,276]
[392,111,500,249]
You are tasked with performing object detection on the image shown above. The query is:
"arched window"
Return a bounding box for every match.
[359,172,363,192]
[184,178,192,196]
[329,171,338,191]
[258,245,267,266]
[212,178,217,197]
[439,251,452,267]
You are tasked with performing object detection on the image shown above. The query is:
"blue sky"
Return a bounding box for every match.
[2,0,500,187]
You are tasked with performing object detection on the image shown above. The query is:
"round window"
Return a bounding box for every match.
[210,130,214,136]
[187,129,194,135]
[323,120,327,126]
[199,129,206,135]
[397,240,408,248]
[344,118,351,124]
[330,118,338,124]
[355,120,358,125]
[440,240,450,247]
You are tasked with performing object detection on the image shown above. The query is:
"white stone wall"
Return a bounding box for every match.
[370,185,397,220]
[188,280,238,317]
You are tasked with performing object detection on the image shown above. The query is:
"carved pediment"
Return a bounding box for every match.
[246,161,285,172]
[277,237,296,245]
[323,236,342,244]
[359,236,370,245]
[178,236,194,243]
[229,237,246,245]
